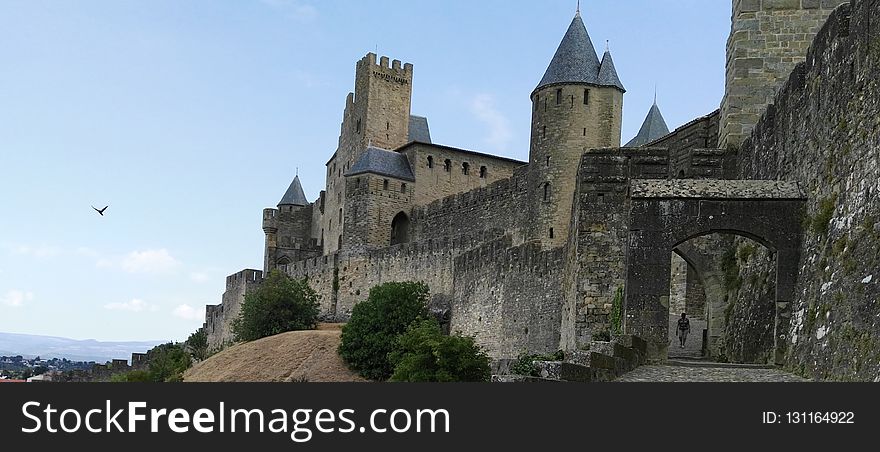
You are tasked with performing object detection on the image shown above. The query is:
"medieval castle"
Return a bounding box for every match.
[206,0,880,381]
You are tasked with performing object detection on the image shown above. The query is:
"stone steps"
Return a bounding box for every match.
[492,334,649,382]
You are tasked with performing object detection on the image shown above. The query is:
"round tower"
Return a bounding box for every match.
[529,10,625,248]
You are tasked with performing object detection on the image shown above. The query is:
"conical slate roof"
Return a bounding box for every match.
[278,175,309,206]
[625,103,670,147]
[598,50,625,92]
[536,12,624,92]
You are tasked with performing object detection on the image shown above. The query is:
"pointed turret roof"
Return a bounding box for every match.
[598,50,625,92]
[278,174,309,207]
[537,13,600,90]
[536,12,624,92]
[625,102,670,147]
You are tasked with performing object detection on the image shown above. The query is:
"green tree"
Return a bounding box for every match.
[186,328,209,361]
[110,370,152,382]
[232,271,320,342]
[338,282,430,380]
[147,342,191,382]
[389,319,491,382]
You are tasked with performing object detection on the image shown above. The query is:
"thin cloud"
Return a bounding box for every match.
[190,271,211,283]
[173,304,204,322]
[7,244,62,258]
[469,93,513,152]
[104,298,159,313]
[259,0,318,22]
[98,249,182,274]
[1,290,34,308]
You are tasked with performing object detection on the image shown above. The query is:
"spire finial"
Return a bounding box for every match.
[606,40,610,53]
[654,84,658,105]
[576,0,580,14]
[296,166,299,177]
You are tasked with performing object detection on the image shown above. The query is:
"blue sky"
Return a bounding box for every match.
[0,0,730,342]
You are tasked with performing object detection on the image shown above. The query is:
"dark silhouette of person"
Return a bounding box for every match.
[676,312,691,349]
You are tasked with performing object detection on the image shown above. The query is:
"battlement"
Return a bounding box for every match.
[358,52,413,76]
[225,269,263,290]
[262,208,278,232]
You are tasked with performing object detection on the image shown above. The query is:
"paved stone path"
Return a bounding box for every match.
[668,315,706,359]
[615,363,808,382]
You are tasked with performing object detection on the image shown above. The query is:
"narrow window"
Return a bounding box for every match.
[338,235,342,249]
[549,228,554,239]
[329,219,332,229]
[545,156,550,167]
[570,95,574,107]
[583,128,587,136]
[356,118,361,133]
[401,183,407,193]
[386,121,390,130]
[338,208,342,222]
[383,179,389,190]
[444,159,451,172]
[584,89,590,105]
[427,156,434,169]
[534,94,540,111]
[543,125,546,139]
[480,166,487,178]
[556,88,562,105]
[543,182,551,201]
[356,178,361,187]
[462,162,470,175]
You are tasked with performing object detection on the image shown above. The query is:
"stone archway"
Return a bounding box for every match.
[390,212,411,246]
[623,179,806,362]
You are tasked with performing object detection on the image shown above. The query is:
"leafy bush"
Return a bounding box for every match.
[610,287,623,336]
[338,282,429,380]
[146,342,192,382]
[389,319,491,382]
[509,350,565,377]
[232,270,320,342]
[592,330,611,342]
[186,328,209,361]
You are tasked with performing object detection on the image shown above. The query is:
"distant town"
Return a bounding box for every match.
[0,355,97,382]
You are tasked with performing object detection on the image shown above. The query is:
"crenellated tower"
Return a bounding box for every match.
[320,53,415,254]
[529,11,625,248]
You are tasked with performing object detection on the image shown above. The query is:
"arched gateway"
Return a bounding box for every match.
[624,179,806,362]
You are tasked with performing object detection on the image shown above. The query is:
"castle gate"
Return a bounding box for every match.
[623,180,805,362]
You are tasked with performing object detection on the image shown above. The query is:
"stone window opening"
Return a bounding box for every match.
[583,128,587,136]
[549,228,554,239]
[570,95,574,107]
[534,94,539,111]
[329,219,332,229]
[462,162,470,175]
[338,208,342,223]
[556,88,562,105]
[597,193,605,203]
[543,182,551,202]
[386,121,390,130]
[356,118,361,134]
[546,156,551,167]
[584,89,590,105]
[401,183,407,193]
[480,166,487,178]
[338,235,342,249]
[444,159,451,172]
[543,125,546,139]
[427,155,434,169]
[356,178,361,187]
[383,179,389,190]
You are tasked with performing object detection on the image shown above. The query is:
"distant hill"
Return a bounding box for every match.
[0,332,164,363]
[184,324,366,382]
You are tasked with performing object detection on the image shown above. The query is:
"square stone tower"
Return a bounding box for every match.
[720,0,848,149]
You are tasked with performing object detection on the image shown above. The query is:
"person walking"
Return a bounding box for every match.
[676,313,691,349]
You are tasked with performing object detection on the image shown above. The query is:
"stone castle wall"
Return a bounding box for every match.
[729,0,880,379]
[720,0,848,149]
[205,269,263,350]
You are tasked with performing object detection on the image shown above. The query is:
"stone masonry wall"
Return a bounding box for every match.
[205,269,263,350]
[401,143,524,208]
[733,0,880,379]
[450,237,566,358]
[720,0,848,149]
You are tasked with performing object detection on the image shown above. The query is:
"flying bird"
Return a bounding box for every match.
[92,205,108,216]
